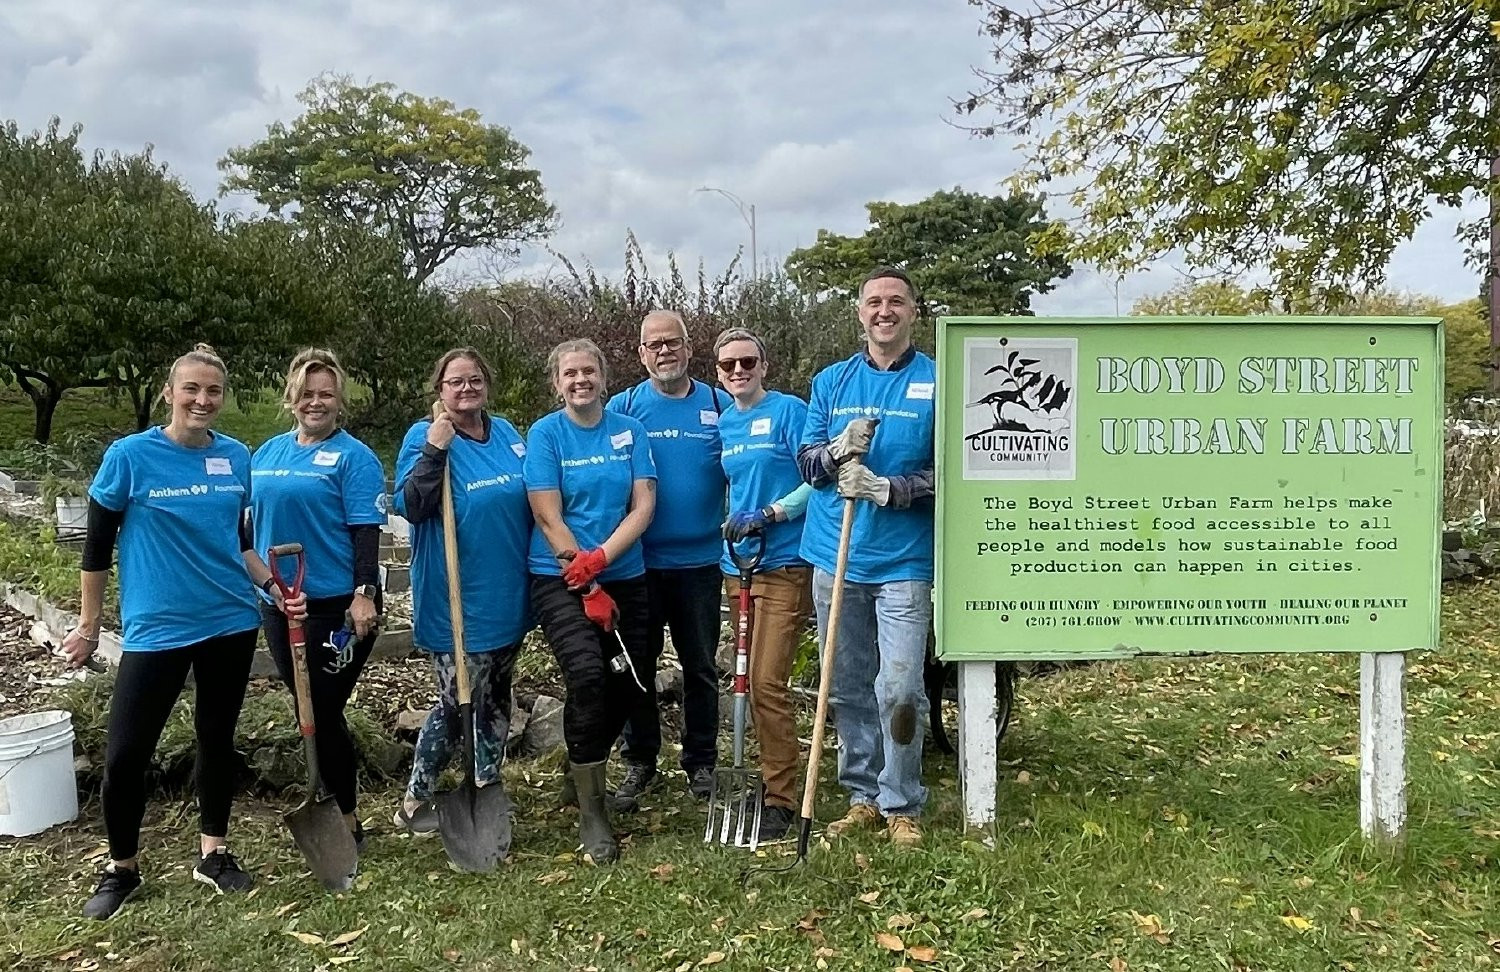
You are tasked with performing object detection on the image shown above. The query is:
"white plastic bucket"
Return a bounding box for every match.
[0,710,79,837]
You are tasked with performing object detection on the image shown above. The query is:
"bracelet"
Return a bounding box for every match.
[260,577,275,594]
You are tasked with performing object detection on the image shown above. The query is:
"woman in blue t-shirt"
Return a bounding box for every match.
[61,344,306,921]
[392,348,533,834]
[525,338,656,864]
[251,348,387,850]
[712,327,815,842]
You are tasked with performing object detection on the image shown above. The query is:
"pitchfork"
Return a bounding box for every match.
[705,529,766,848]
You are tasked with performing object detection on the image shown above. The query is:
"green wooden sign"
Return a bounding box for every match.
[934,317,1443,661]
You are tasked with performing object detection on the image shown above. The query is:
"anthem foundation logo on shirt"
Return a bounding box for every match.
[962,337,1077,481]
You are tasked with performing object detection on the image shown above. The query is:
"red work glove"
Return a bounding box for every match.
[581,585,619,632]
[563,547,609,590]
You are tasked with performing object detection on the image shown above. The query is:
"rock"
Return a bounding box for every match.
[655,665,684,702]
[1477,542,1500,570]
[1452,547,1472,562]
[1442,560,1465,582]
[519,694,565,759]
[1442,530,1463,552]
[395,707,430,737]
[506,698,529,749]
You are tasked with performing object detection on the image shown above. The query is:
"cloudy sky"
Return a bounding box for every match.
[1,0,1480,312]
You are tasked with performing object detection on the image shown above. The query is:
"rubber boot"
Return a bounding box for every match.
[558,771,578,809]
[570,760,618,863]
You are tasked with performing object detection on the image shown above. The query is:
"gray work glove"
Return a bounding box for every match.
[837,461,891,506]
[829,417,878,464]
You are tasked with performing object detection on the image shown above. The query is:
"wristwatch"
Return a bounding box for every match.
[353,584,378,599]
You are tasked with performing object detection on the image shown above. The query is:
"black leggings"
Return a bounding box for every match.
[261,596,377,814]
[102,629,258,861]
[530,575,652,764]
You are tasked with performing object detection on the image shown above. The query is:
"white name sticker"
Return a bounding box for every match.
[906,382,935,400]
[204,457,233,475]
[312,450,340,466]
[511,442,527,458]
[750,417,772,436]
[699,409,719,426]
[610,430,633,450]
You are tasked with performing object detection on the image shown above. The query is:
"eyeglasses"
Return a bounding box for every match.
[716,356,761,374]
[642,337,685,354]
[441,376,486,390]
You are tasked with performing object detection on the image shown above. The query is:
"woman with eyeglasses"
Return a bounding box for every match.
[250,348,387,852]
[526,338,656,863]
[391,348,533,834]
[712,327,814,842]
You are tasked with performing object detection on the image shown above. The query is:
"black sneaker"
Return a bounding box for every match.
[193,848,253,894]
[757,804,797,843]
[688,766,716,800]
[83,862,142,920]
[611,763,658,812]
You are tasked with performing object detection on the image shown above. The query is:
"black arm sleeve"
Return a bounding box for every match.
[401,444,449,523]
[80,499,125,572]
[350,524,381,588]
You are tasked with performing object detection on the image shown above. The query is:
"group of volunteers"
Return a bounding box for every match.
[60,266,937,921]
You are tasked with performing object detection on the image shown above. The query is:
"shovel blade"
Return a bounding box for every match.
[437,780,512,873]
[704,768,764,850]
[285,796,358,892]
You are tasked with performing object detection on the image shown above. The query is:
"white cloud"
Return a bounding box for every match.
[0,0,1479,314]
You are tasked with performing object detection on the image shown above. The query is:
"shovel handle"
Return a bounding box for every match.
[434,401,472,706]
[268,543,315,741]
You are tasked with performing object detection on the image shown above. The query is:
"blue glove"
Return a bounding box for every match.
[723,508,773,542]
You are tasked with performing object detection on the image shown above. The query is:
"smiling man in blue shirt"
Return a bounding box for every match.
[797,267,936,849]
[606,310,731,807]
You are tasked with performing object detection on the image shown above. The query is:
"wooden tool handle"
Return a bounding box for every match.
[798,494,857,821]
[434,401,472,705]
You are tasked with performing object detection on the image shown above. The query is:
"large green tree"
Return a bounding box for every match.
[958,3,1487,306]
[220,75,557,284]
[784,187,1071,314]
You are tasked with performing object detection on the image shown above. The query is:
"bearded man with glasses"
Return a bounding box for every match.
[604,310,731,808]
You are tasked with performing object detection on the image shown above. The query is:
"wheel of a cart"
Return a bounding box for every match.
[924,653,1015,757]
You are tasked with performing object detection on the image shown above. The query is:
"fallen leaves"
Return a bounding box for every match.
[697,951,726,966]
[1130,911,1171,945]
[1280,913,1314,932]
[876,932,906,951]
[650,862,676,883]
[960,907,990,921]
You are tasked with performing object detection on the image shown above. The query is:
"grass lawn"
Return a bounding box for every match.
[2,580,1496,971]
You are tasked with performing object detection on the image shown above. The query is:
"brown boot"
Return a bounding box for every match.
[887,815,923,848]
[825,803,883,838]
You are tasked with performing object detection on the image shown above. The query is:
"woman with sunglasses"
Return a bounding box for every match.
[250,348,386,851]
[526,338,656,864]
[392,348,532,833]
[712,328,814,842]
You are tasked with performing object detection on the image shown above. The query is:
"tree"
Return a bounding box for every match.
[957,3,1486,308]
[0,119,114,442]
[1133,280,1488,403]
[220,74,557,284]
[783,187,1071,314]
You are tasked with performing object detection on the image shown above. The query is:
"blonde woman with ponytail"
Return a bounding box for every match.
[61,344,307,919]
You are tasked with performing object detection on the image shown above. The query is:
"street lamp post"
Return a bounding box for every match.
[696,186,757,279]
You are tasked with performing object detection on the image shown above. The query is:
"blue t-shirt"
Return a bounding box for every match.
[524,409,656,582]
[799,351,937,584]
[88,427,261,652]
[606,379,729,569]
[720,390,809,574]
[394,416,533,654]
[250,429,387,600]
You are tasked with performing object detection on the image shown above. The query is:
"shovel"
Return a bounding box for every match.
[269,542,359,892]
[432,402,512,873]
[706,530,766,849]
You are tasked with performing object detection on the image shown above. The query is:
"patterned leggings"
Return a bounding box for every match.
[404,647,517,801]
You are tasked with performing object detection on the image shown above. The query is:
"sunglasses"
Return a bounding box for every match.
[716,356,761,374]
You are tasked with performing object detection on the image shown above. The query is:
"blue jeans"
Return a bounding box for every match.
[812,568,931,818]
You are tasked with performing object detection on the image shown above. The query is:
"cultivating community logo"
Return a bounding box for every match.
[962,337,1077,480]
